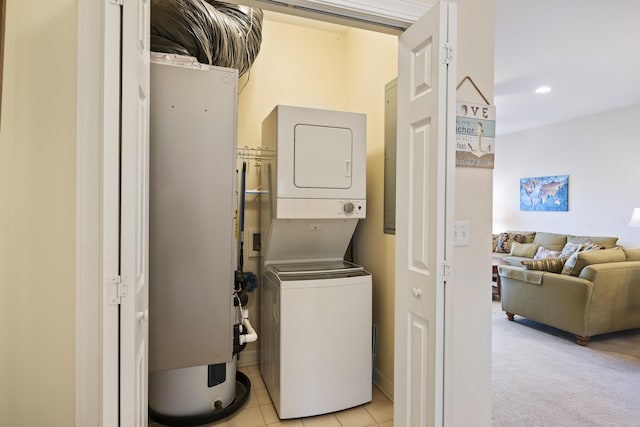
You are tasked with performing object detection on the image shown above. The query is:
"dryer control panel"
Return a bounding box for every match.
[341,200,365,216]
[276,198,366,219]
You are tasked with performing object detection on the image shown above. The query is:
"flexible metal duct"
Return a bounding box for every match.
[151,0,263,76]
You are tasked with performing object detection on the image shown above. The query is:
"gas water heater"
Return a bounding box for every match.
[147,54,253,425]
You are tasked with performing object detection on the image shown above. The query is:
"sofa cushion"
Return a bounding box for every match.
[503,256,532,266]
[498,265,544,285]
[495,232,527,253]
[510,242,540,258]
[567,235,618,249]
[492,234,500,251]
[580,240,604,252]
[506,230,536,243]
[561,247,626,276]
[624,248,640,261]
[559,242,582,258]
[522,256,569,273]
[533,246,561,259]
[532,232,567,251]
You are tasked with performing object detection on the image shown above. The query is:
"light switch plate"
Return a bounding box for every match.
[453,221,470,246]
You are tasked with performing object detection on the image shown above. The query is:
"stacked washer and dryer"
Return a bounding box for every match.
[260,105,373,419]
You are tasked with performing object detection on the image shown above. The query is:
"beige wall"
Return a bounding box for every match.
[236,17,351,360]
[237,17,398,395]
[343,29,397,395]
[237,8,497,411]
[0,0,15,420]
[0,0,77,425]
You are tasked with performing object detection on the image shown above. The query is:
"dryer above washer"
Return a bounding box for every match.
[261,105,366,220]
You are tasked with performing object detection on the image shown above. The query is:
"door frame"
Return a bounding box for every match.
[75,2,438,425]
[75,1,121,426]
[76,2,492,426]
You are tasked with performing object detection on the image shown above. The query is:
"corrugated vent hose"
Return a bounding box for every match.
[151,0,263,76]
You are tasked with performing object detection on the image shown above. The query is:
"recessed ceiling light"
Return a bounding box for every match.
[535,86,552,94]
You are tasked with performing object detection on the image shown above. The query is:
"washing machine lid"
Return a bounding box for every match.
[268,260,364,276]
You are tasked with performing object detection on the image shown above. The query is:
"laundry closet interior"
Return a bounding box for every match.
[147,2,399,424]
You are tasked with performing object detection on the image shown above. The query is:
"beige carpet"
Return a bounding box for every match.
[491,301,640,426]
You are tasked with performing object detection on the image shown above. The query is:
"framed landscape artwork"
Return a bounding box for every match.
[520,175,569,211]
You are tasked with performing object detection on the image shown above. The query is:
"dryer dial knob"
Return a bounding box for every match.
[343,202,355,214]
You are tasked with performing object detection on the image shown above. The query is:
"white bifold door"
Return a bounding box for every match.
[120,0,151,425]
[394,2,456,427]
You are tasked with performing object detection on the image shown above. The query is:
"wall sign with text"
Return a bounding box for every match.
[455,102,496,169]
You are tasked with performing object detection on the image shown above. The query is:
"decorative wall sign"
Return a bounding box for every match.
[520,175,569,211]
[455,101,496,169]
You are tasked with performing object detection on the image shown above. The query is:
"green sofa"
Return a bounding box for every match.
[498,247,640,346]
[492,231,620,266]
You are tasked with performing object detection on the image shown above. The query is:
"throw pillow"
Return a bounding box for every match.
[492,234,499,252]
[533,246,561,260]
[505,230,536,243]
[580,240,604,252]
[510,242,541,258]
[495,232,526,254]
[561,247,626,276]
[559,242,582,258]
[567,235,619,249]
[522,257,569,273]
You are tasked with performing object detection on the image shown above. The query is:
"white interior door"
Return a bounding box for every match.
[120,0,151,425]
[102,2,123,425]
[394,2,456,426]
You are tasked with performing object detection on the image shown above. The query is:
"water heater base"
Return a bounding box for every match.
[148,371,251,427]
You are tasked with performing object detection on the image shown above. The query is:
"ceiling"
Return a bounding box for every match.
[263,0,640,136]
[494,0,640,136]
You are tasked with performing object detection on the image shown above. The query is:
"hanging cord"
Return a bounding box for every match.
[456,76,491,105]
[234,162,248,291]
[234,292,244,321]
[233,291,257,344]
[238,162,247,272]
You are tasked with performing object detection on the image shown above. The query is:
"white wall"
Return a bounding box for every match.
[444,0,495,424]
[493,105,640,249]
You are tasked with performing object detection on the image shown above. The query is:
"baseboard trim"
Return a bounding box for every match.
[374,368,394,401]
[236,349,259,367]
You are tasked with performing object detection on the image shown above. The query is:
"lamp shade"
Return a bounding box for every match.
[629,208,640,228]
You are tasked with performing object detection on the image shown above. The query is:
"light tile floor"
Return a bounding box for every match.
[150,364,394,427]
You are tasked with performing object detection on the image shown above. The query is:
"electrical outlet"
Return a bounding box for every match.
[247,228,261,257]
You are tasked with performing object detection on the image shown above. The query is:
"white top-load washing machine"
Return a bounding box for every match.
[260,105,372,419]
